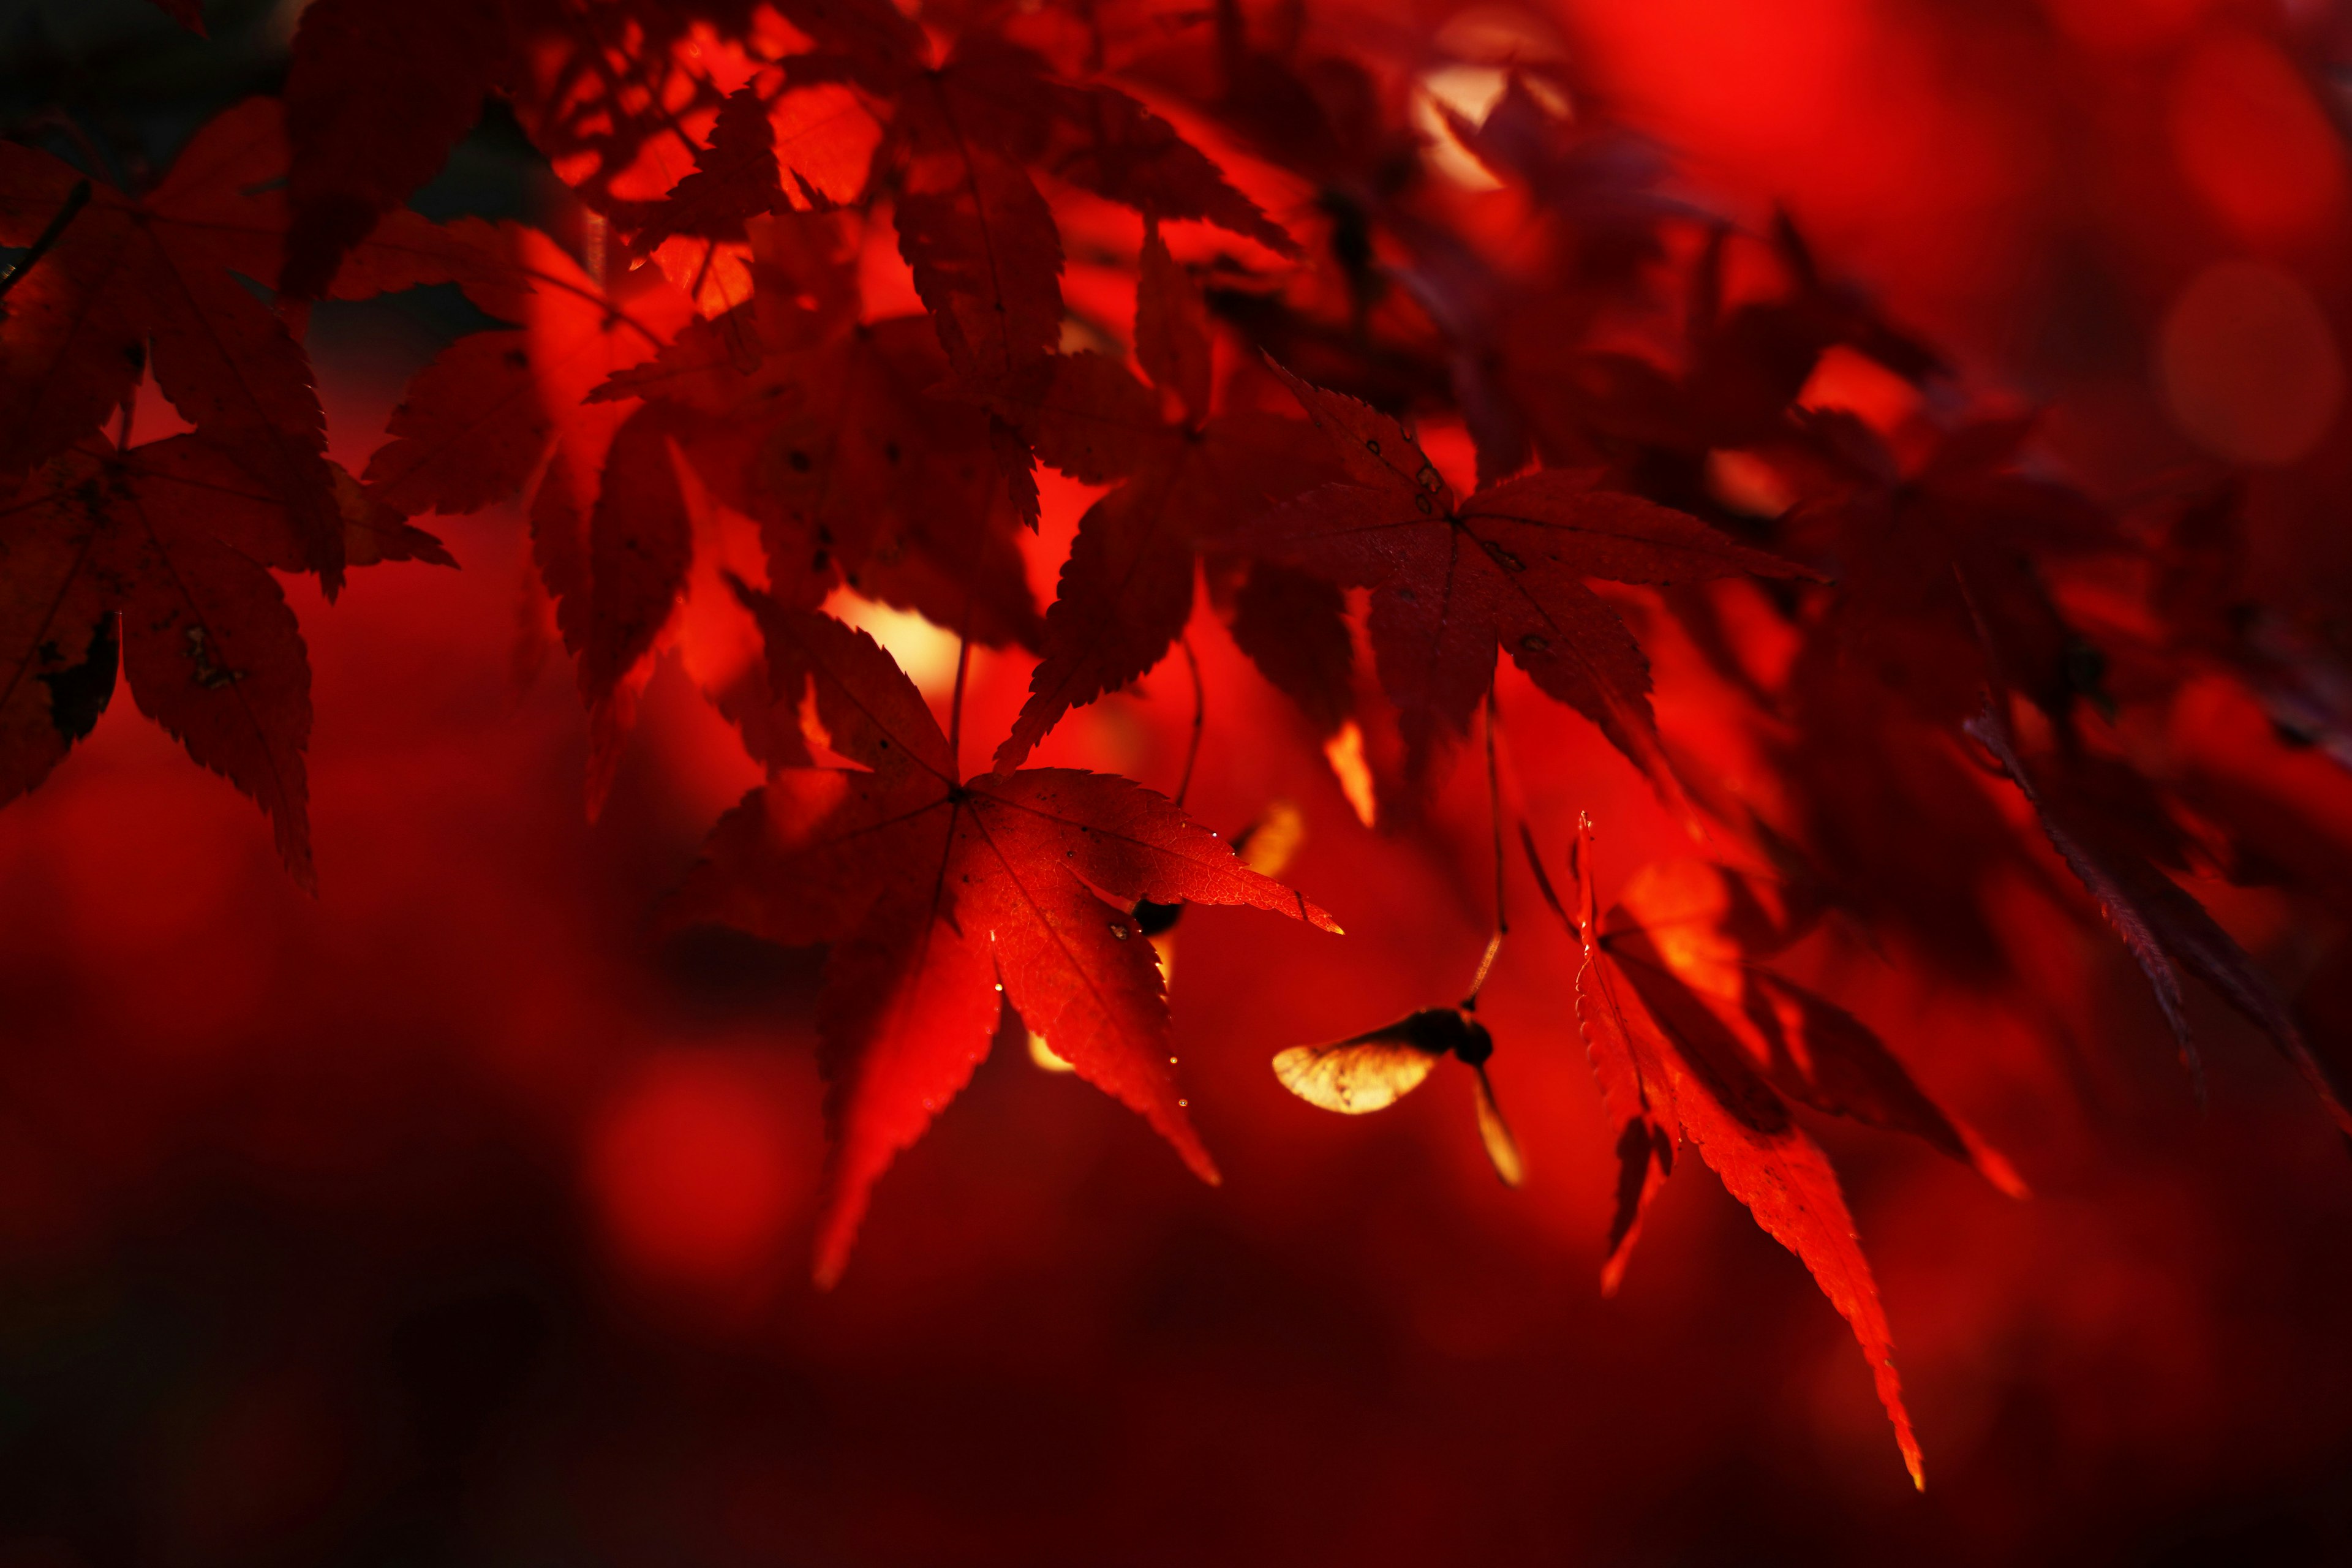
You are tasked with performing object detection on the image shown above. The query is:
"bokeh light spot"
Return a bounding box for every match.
[2168,31,2348,244]
[2156,260,2343,466]
[823,588,962,696]
[1412,67,1510,191]
[588,1052,807,1289]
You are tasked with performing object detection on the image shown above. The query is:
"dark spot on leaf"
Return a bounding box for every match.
[1520,633,1549,653]
[788,449,812,473]
[183,625,242,690]
[40,612,116,744]
[1366,439,1380,454]
[1134,899,1182,936]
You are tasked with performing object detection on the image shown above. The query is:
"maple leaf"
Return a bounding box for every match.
[0,434,445,889]
[1790,415,2120,727]
[1441,72,1689,251]
[360,219,710,804]
[778,27,1072,399]
[0,102,350,588]
[0,100,496,594]
[997,228,1342,767]
[673,588,1340,1286]
[581,233,1042,662]
[1498,216,1945,490]
[784,15,1287,403]
[1239,363,1816,799]
[892,97,1067,399]
[628,82,789,256]
[1212,557,1357,739]
[280,0,512,298]
[1967,701,2352,1136]
[364,219,687,520]
[1545,814,2026,1490]
[544,400,695,709]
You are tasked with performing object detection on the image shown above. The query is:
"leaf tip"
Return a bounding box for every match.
[812,1208,860,1291]
[1969,1136,2031,1201]
[1299,890,1344,935]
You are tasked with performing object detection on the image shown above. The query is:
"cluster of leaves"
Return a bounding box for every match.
[6,0,2349,1486]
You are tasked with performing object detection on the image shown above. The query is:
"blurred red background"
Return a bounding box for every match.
[3,0,2351,1562]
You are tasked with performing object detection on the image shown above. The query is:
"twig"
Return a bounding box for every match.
[1518,820,1570,930]
[1462,689,1513,1009]
[946,542,982,777]
[1463,930,1504,1008]
[1484,687,1508,938]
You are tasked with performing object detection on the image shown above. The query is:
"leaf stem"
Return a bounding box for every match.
[947,584,978,780]
[1174,634,1204,807]
[0,179,91,305]
[1462,688,1510,1008]
[1485,687,1508,938]
[1463,929,1504,1008]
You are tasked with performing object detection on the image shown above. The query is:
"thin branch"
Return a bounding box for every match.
[1463,930,1504,1008]
[946,553,981,778]
[1518,820,1570,930]
[1461,688,1513,1010]
[0,179,91,304]
[1174,635,1204,808]
[1485,687,1508,937]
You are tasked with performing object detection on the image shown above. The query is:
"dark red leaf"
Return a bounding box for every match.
[674,593,1338,1284]
[1968,703,2352,1136]
[1248,363,1813,796]
[282,0,510,298]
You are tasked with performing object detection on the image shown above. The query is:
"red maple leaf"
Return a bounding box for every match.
[998,225,1343,767]
[579,211,1044,653]
[0,99,502,593]
[1242,364,1817,799]
[280,0,514,298]
[787,11,1286,401]
[673,587,1340,1285]
[358,219,704,804]
[627,81,790,257]
[1790,413,2120,726]
[0,435,448,889]
[0,102,350,588]
[1967,700,2352,1136]
[1548,816,2026,1491]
